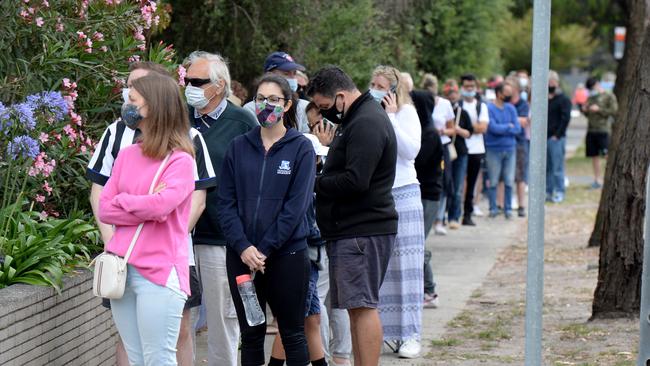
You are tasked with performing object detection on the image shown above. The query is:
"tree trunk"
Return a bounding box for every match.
[588,0,648,248]
[591,0,650,318]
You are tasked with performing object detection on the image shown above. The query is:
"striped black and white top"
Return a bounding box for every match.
[86,119,217,190]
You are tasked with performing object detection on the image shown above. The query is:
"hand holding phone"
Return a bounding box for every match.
[383,91,398,114]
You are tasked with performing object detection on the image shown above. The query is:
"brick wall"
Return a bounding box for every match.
[0,270,117,366]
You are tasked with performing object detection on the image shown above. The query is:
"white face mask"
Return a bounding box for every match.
[122,88,130,104]
[185,84,216,109]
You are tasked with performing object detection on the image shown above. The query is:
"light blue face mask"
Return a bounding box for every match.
[286,78,299,92]
[185,84,215,109]
[460,89,476,98]
[520,91,528,101]
[122,88,130,104]
[369,88,387,103]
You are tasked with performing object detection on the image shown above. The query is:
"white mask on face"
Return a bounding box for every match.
[122,88,130,104]
[185,84,215,109]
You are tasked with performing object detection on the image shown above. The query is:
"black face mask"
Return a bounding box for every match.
[548,86,557,94]
[320,95,345,124]
[121,103,143,130]
[502,95,512,103]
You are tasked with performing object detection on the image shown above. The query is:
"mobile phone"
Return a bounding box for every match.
[323,118,336,129]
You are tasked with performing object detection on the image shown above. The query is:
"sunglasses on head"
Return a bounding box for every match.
[184,77,212,87]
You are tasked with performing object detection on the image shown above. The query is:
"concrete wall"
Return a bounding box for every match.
[0,269,117,366]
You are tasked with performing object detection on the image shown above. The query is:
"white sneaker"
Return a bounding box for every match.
[330,358,351,366]
[473,205,485,217]
[434,224,447,235]
[398,338,421,359]
[423,293,439,308]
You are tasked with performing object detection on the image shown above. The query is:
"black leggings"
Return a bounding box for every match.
[226,248,310,366]
[464,153,484,217]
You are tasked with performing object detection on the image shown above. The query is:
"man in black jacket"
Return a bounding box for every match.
[307,66,397,366]
[546,70,572,203]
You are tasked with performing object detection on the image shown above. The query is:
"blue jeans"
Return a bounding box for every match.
[448,154,468,222]
[422,199,440,239]
[546,137,566,196]
[485,148,516,215]
[111,265,186,366]
[422,199,440,295]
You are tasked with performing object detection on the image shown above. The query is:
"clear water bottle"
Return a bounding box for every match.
[236,274,265,327]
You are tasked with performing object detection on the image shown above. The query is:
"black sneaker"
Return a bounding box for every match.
[462,216,476,226]
[518,207,526,217]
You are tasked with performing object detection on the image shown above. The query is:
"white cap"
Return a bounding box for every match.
[303,133,329,156]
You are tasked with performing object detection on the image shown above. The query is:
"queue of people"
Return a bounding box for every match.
[88,48,595,366]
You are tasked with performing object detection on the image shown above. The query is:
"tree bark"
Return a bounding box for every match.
[588,0,648,247]
[591,0,650,318]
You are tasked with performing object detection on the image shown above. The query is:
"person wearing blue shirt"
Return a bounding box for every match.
[485,83,522,218]
[506,77,531,217]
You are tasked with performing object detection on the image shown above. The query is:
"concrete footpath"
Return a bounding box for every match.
[379,213,520,365]
[194,115,588,365]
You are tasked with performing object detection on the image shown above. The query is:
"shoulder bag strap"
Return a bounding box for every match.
[451,105,462,144]
[122,152,172,263]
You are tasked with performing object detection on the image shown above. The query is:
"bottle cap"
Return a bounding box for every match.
[236,274,252,285]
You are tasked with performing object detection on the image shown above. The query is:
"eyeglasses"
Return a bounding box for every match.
[254,94,286,105]
[184,78,212,87]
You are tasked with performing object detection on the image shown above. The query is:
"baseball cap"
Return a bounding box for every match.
[303,133,329,157]
[264,52,306,73]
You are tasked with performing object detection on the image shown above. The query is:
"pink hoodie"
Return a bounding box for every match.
[99,144,195,295]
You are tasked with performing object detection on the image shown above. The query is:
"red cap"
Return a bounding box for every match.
[236,274,252,285]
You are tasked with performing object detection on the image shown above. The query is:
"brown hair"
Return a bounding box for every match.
[128,61,171,77]
[130,74,195,159]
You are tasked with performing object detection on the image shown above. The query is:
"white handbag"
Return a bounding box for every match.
[91,153,171,299]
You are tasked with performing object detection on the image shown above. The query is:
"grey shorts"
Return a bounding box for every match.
[327,234,395,310]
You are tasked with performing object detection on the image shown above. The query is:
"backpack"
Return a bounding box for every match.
[459,97,483,120]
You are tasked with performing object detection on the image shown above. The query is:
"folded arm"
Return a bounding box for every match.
[388,107,421,161]
[112,155,195,222]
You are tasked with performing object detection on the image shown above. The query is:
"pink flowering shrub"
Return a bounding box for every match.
[0,0,176,137]
[0,0,178,218]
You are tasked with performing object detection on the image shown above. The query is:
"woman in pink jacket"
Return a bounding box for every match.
[99,73,195,366]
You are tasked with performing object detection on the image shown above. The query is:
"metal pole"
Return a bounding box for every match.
[524,0,551,365]
[637,163,650,366]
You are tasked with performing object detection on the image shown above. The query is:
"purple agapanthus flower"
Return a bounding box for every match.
[0,102,10,134]
[11,103,36,131]
[7,135,40,159]
[26,91,69,122]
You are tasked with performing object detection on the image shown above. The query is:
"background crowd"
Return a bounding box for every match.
[83,46,618,366]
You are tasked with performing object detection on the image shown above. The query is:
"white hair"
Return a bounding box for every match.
[185,51,232,97]
[548,70,560,82]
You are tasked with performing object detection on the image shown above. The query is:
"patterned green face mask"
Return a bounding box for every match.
[255,101,285,128]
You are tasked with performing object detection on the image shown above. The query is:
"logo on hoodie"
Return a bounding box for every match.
[277,160,291,175]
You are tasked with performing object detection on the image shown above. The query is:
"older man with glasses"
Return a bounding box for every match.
[183,51,258,366]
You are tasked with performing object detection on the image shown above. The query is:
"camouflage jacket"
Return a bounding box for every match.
[584,92,618,133]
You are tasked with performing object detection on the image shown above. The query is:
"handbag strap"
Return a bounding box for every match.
[451,105,462,144]
[122,152,172,264]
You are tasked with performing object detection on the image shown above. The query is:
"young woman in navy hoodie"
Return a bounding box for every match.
[217,74,316,366]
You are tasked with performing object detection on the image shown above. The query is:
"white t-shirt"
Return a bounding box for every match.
[166,267,187,299]
[387,104,421,188]
[432,97,455,144]
[462,100,490,155]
